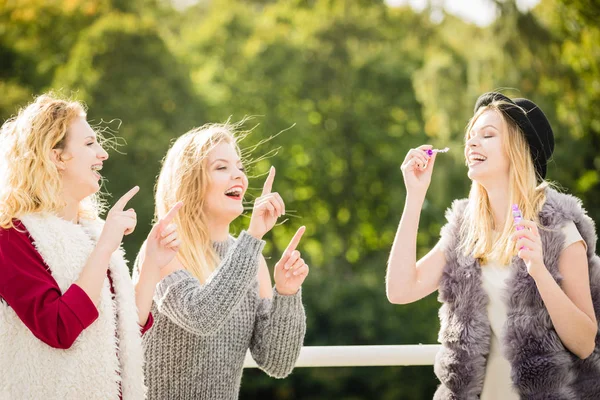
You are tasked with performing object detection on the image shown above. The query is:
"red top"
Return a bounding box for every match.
[0,220,152,350]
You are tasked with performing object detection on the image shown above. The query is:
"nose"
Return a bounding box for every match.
[232,165,246,181]
[466,135,479,148]
[98,146,109,161]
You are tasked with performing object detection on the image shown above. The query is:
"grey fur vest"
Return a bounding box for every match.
[434,188,600,399]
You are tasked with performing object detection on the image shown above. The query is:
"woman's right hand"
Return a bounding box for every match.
[248,166,285,240]
[97,186,140,254]
[400,145,437,197]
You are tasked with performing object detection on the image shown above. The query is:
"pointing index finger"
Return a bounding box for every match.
[284,226,306,256]
[262,166,275,196]
[162,202,183,226]
[113,186,139,212]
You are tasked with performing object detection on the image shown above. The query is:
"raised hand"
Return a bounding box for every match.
[512,219,546,279]
[274,226,309,296]
[248,166,285,239]
[98,186,140,253]
[400,145,437,197]
[143,201,184,270]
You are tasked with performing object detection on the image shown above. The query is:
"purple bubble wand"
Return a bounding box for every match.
[512,204,526,251]
[424,147,450,157]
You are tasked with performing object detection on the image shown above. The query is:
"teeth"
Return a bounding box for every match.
[469,155,486,163]
[91,165,102,171]
[225,188,242,196]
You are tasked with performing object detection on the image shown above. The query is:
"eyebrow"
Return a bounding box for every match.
[470,124,499,135]
[210,158,242,165]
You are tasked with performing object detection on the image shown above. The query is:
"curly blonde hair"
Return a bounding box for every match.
[0,93,104,228]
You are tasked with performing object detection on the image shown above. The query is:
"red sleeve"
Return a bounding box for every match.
[140,312,154,335]
[0,222,99,349]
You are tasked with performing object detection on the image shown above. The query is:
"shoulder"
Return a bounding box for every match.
[541,187,596,251]
[0,220,45,272]
[444,198,469,222]
[540,188,587,227]
[0,220,34,249]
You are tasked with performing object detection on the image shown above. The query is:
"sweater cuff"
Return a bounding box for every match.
[155,269,193,302]
[236,230,266,256]
[63,284,99,329]
[272,287,303,314]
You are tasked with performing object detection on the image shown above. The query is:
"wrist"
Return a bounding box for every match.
[530,262,550,283]
[94,239,115,259]
[139,261,161,284]
[405,193,425,209]
[247,228,264,240]
[275,285,299,296]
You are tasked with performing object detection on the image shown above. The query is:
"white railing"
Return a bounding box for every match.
[244,344,441,368]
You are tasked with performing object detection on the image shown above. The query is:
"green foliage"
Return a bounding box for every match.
[0,0,598,398]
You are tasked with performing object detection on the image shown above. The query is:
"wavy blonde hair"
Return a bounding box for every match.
[460,100,549,265]
[0,93,104,228]
[155,123,242,283]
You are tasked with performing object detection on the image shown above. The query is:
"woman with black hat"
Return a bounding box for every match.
[386,92,600,399]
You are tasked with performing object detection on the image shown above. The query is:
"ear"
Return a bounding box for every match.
[50,148,66,171]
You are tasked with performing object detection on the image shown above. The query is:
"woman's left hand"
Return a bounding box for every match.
[512,219,546,279]
[274,226,309,296]
[143,202,184,270]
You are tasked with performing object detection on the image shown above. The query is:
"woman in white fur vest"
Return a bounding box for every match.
[386,92,600,399]
[0,93,183,400]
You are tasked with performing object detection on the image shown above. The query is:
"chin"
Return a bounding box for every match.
[221,206,244,222]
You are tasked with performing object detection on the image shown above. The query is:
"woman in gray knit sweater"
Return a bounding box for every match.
[134,122,308,400]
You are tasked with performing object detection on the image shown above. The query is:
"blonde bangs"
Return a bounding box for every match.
[461,101,548,265]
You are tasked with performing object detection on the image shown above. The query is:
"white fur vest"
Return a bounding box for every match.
[434,188,600,399]
[0,213,146,399]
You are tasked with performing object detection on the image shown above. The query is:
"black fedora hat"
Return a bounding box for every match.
[474,92,554,181]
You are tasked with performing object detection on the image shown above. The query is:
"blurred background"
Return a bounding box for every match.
[1,0,599,398]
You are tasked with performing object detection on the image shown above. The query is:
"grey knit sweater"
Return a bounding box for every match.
[142,231,306,400]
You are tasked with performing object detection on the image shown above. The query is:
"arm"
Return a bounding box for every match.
[250,289,306,378]
[386,194,447,304]
[0,229,98,349]
[258,254,274,299]
[533,241,596,359]
[153,231,265,336]
[76,186,140,305]
[515,220,597,359]
[386,145,446,304]
[134,202,183,326]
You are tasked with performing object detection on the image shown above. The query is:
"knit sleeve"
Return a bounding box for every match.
[153,231,265,336]
[249,288,306,378]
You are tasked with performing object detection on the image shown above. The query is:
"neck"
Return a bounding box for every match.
[207,216,230,242]
[481,179,510,230]
[58,195,80,223]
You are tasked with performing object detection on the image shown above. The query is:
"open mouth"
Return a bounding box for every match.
[468,154,487,166]
[91,164,102,179]
[224,187,243,201]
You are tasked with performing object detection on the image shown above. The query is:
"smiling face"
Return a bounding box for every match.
[203,141,248,224]
[54,116,109,203]
[464,109,510,186]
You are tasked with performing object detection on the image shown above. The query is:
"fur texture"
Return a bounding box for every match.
[0,213,146,400]
[434,188,600,399]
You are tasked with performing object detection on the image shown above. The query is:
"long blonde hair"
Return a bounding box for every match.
[0,93,103,228]
[460,100,549,265]
[155,123,242,283]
